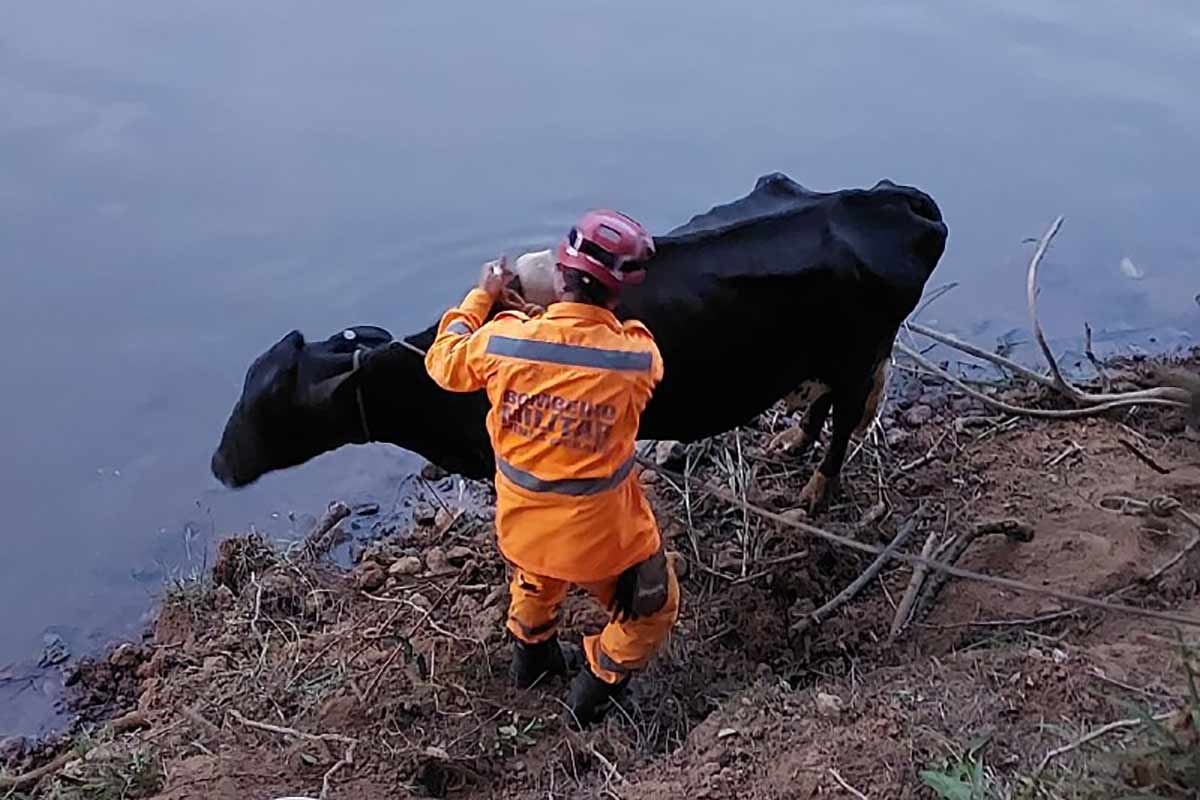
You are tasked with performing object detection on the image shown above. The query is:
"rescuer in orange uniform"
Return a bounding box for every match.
[424,210,679,728]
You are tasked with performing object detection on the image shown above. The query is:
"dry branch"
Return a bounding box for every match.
[1036,712,1173,774]
[301,501,352,560]
[904,321,1056,389]
[793,517,918,634]
[899,218,1189,419]
[1025,218,1188,406]
[904,519,1031,626]
[895,341,1183,419]
[1118,437,1172,475]
[889,527,942,641]
[0,751,76,791]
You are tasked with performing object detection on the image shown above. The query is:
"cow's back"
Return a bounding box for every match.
[620,172,947,442]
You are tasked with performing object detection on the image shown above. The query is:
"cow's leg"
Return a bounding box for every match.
[797,364,882,512]
[778,390,833,456]
[770,381,832,455]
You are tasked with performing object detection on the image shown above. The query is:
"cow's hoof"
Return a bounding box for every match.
[770,427,812,455]
[797,472,831,513]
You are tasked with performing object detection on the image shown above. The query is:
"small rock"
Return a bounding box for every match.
[421,463,449,481]
[353,502,381,517]
[409,592,432,611]
[445,546,475,566]
[654,440,686,469]
[639,468,660,485]
[414,504,437,527]
[424,547,453,575]
[433,507,461,535]
[717,727,738,739]
[202,655,225,672]
[815,692,844,717]
[902,404,934,428]
[213,584,236,611]
[108,643,142,670]
[388,556,423,577]
[353,563,387,592]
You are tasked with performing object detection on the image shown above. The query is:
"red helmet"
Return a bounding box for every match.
[555,209,655,291]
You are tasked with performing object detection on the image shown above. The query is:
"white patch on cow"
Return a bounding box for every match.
[342,330,357,340]
[512,249,558,308]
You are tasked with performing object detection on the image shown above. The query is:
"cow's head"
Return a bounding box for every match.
[211,326,395,488]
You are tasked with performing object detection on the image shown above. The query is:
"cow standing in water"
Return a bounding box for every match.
[210,172,948,511]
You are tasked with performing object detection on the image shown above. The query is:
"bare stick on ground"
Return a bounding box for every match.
[322,741,357,800]
[889,525,943,641]
[0,751,77,792]
[1118,437,1172,475]
[301,501,352,560]
[1083,322,1111,392]
[793,517,918,634]
[908,518,1033,626]
[828,767,871,800]
[895,341,1185,419]
[1036,712,1173,774]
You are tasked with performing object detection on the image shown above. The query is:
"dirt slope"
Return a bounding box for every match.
[5,359,1200,799]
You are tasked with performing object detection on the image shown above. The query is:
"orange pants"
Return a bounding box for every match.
[506,560,680,684]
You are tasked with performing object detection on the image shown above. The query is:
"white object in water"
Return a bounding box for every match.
[1119,256,1145,280]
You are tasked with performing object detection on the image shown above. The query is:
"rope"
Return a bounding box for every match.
[395,337,428,358]
[640,457,1200,630]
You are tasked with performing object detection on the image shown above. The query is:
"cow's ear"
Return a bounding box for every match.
[244,330,305,400]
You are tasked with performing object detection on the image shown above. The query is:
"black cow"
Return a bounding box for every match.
[211,173,947,510]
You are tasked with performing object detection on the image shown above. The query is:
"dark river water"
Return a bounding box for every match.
[2,2,1198,734]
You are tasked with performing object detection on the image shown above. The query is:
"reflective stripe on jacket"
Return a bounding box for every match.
[424,289,664,582]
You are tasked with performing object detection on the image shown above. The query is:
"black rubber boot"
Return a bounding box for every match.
[510,635,568,689]
[563,667,629,729]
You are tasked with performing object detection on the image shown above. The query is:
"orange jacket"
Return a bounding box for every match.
[424,289,664,583]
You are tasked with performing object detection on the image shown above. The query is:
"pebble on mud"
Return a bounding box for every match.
[414,504,438,527]
[815,691,844,717]
[388,556,423,576]
[353,563,387,592]
[445,546,475,566]
[108,643,143,670]
[424,547,454,575]
[902,403,934,428]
